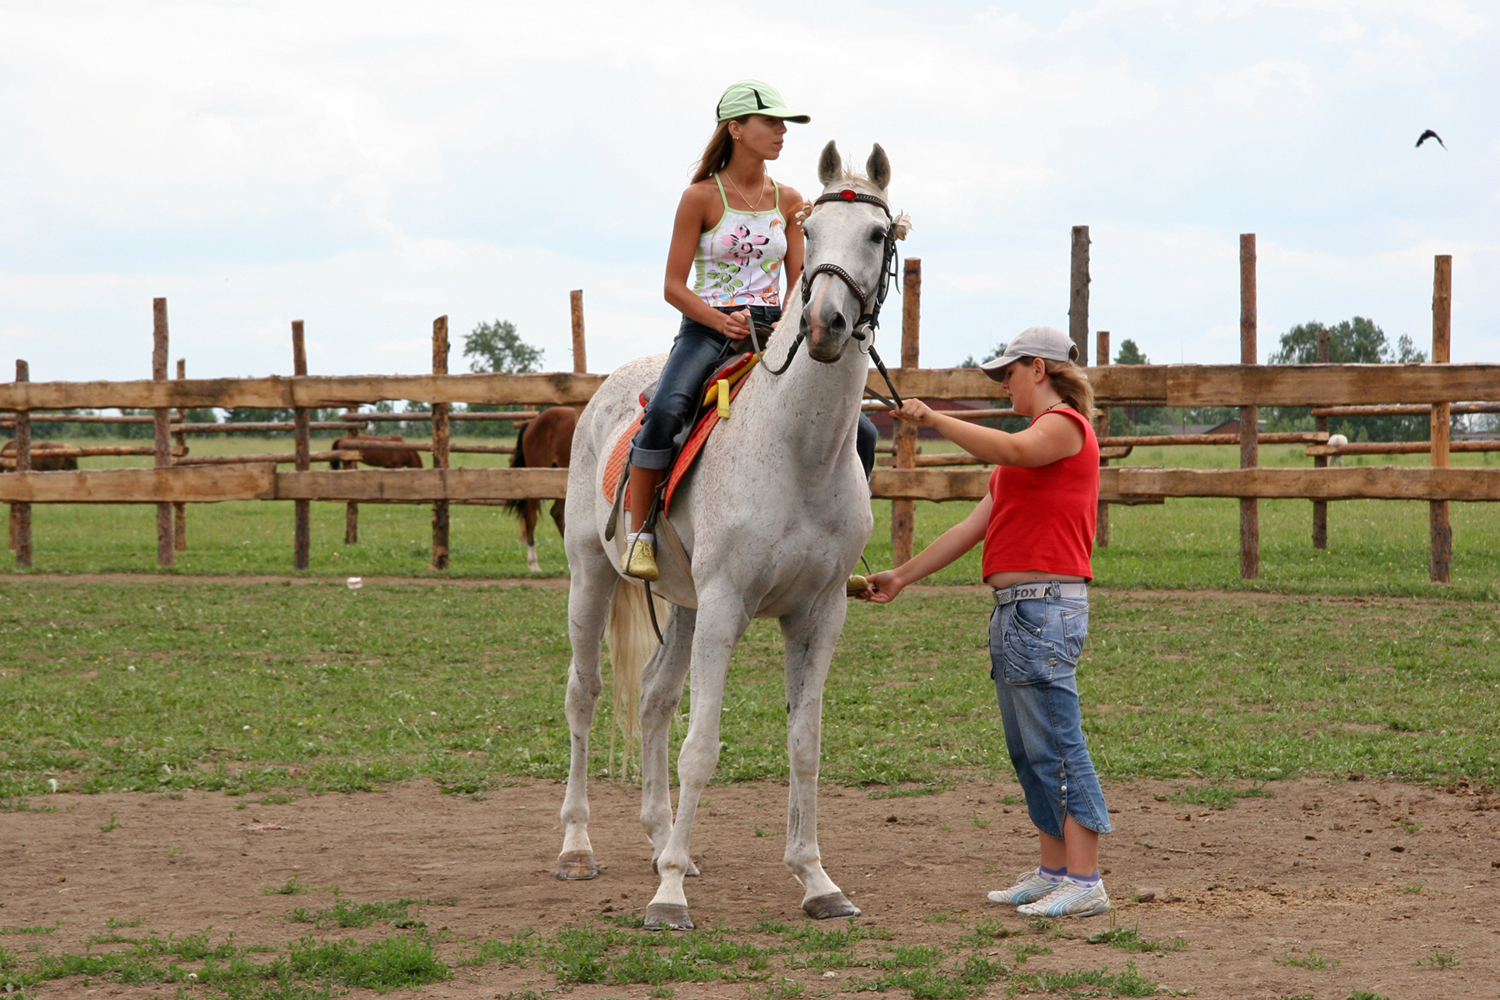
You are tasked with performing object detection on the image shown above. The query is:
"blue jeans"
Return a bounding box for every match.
[631,306,877,478]
[988,585,1111,840]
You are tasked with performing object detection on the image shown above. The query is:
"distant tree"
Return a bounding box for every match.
[464,320,544,375]
[1269,317,1425,366]
[1108,339,1169,432]
[957,341,1007,369]
[1268,318,1429,441]
[1114,339,1149,365]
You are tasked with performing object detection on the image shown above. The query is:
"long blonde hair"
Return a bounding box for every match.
[691,117,750,184]
[1041,359,1096,422]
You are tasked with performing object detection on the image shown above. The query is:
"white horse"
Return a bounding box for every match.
[556,142,900,930]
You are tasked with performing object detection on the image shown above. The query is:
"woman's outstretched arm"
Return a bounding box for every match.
[860,494,992,604]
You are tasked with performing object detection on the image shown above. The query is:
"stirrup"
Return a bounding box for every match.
[623,538,660,582]
[846,574,870,596]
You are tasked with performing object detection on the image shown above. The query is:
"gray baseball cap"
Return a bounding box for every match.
[979,325,1079,382]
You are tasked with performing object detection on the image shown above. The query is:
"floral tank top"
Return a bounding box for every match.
[692,174,787,308]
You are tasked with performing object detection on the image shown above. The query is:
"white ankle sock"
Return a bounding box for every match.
[627,530,654,545]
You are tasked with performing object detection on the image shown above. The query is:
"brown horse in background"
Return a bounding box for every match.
[2,440,79,472]
[507,407,576,572]
[329,432,423,470]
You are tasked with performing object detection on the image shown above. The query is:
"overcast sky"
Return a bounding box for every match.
[1,0,1494,387]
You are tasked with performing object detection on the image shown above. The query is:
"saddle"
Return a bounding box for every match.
[602,350,759,515]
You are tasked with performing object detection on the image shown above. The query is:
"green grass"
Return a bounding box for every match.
[288,897,454,930]
[2,577,1499,800]
[1274,947,1340,970]
[10,441,1500,596]
[1086,926,1185,954]
[1168,780,1274,810]
[2,922,455,998]
[0,908,1158,1000]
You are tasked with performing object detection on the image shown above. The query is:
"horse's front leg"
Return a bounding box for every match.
[781,591,861,919]
[556,543,619,880]
[645,594,750,930]
[639,605,696,875]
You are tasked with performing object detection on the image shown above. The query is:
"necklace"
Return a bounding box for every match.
[1038,400,1068,414]
[724,171,766,212]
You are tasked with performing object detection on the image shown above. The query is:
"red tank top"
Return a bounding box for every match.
[981,407,1099,581]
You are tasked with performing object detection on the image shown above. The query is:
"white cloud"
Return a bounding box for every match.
[0,0,1495,381]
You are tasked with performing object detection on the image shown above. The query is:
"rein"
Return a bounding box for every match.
[757,187,904,406]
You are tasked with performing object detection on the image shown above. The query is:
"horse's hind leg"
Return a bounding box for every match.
[781,593,861,919]
[639,605,695,876]
[556,542,619,880]
[550,497,566,541]
[523,500,541,573]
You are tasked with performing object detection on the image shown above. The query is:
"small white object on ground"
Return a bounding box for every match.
[346,577,363,589]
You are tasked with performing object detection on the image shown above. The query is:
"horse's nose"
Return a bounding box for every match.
[807,307,848,362]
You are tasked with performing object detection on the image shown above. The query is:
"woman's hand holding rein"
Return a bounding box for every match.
[721,309,752,340]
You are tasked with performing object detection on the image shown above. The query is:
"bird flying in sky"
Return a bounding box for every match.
[1416,129,1446,149]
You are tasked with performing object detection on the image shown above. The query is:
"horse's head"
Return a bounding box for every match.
[799,142,896,363]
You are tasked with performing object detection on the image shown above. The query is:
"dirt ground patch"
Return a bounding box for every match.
[4,776,1497,999]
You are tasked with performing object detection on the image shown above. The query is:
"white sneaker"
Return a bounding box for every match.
[1016,879,1111,918]
[986,868,1066,905]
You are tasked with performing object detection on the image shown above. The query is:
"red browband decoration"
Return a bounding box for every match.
[840,189,856,200]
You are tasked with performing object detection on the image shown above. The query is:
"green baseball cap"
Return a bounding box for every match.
[715,79,810,123]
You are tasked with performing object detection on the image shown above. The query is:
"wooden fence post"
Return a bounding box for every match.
[173,359,188,550]
[292,321,311,570]
[1311,328,1330,549]
[1430,255,1453,584]
[11,360,31,566]
[431,316,451,570]
[891,258,921,567]
[341,408,360,545]
[1069,227,1090,366]
[570,290,588,374]
[1095,330,1110,548]
[152,298,175,567]
[1239,235,1259,580]
[571,290,588,419]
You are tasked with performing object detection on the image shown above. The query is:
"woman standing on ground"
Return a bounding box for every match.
[621,79,877,581]
[860,325,1112,919]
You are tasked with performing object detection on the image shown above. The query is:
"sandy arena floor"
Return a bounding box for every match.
[4,775,1498,998]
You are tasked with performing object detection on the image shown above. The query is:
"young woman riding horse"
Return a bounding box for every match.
[621,79,877,582]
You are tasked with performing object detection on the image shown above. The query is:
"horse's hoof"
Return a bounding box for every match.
[803,892,861,920]
[555,850,598,880]
[643,903,694,931]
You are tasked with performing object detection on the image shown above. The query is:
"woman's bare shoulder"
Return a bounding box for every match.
[674,181,722,230]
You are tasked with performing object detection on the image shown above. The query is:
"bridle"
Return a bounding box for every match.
[754,187,904,405]
[802,188,900,339]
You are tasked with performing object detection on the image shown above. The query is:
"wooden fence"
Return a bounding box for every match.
[3,243,1496,582]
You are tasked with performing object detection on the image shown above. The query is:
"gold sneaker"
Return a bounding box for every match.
[622,538,659,582]
[846,574,870,596]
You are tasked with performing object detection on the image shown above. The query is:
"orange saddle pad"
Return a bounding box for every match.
[601,352,758,514]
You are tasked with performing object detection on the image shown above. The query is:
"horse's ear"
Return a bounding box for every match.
[818,141,843,185]
[866,144,891,190]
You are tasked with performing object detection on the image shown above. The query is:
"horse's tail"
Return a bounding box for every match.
[604,582,662,748]
[503,420,531,515]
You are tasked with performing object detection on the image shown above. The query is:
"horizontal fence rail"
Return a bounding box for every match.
[4,363,1500,413]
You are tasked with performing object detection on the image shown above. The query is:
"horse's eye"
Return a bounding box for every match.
[871,228,888,243]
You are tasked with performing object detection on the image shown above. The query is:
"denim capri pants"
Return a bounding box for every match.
[988,583,1111,840]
